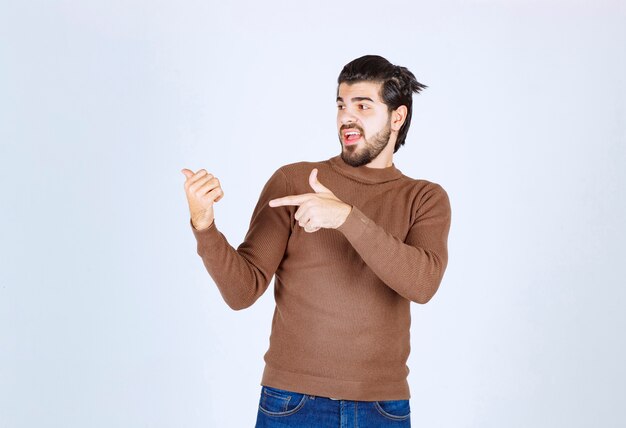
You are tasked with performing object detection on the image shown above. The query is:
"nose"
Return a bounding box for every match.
[338,108,358,127]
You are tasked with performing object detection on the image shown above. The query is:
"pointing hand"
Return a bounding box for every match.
[181,168,224,231]
[269,168,352,233]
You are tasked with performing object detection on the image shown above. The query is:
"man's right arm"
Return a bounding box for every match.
[188,168,292,310]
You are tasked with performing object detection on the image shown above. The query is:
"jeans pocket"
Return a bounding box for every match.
[374,399,411,421]
[258,385,309,417]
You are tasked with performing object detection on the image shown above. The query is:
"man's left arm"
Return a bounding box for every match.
[336,183,451,304]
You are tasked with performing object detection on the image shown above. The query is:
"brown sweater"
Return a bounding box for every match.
[189,155,451,401]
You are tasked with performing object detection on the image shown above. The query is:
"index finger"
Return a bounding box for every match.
[269,194,313,207]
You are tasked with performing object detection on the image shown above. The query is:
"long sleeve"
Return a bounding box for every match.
[189,168,292,310]
[336,182,451,304]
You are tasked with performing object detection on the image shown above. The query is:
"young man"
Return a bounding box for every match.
[181,55,451,427]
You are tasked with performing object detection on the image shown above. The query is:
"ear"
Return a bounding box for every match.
[391,105,408,132]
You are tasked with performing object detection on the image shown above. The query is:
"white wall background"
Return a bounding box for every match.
[1,1,625,427]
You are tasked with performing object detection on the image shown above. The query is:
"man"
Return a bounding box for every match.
[181,55,451,427]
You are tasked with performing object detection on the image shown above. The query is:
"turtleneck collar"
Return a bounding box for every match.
[327,155,403,184]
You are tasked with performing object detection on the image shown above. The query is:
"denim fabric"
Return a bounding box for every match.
[255,385,411,427]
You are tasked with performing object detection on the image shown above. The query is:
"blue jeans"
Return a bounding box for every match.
[255,385,411,427]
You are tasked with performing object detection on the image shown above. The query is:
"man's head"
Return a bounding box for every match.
[336,55,427,167]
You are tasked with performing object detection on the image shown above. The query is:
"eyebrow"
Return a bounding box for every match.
[336,96,375,103]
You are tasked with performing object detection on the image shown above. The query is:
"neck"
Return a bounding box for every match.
[366,155,393,168]
[365,140,395,168]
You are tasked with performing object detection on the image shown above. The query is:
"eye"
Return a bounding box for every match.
[337,105,345,110]
[359,104,370,110]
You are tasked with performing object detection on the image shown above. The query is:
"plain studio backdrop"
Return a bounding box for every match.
[1,1,625,427]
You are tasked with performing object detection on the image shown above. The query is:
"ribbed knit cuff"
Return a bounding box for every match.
[189,218,220,254]
[189,217,216,232]
[336,205,369,241]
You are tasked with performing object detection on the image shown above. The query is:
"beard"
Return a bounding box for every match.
[339,118,392,167]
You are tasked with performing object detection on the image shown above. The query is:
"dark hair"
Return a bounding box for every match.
[337,55,427,153]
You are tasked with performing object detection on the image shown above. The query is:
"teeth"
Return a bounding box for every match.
[346,132,360,137]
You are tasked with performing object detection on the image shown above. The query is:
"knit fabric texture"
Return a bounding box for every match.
[189,155,451,401]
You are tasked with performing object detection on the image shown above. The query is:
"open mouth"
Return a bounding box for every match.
[342,129,362,145]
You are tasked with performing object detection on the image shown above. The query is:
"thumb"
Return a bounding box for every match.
[309,168,331,194]
[181,168,193,179]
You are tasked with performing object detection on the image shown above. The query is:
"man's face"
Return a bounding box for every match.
[336,81,394,167]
